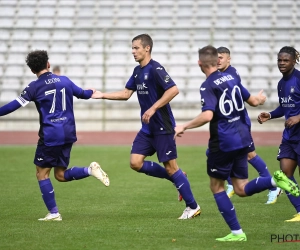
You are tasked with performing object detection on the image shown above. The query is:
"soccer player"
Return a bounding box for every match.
[217,46,281,204]
[53,65,61,75]
[174,45,299,241]
[91,34,201,219]
[0,50,110,221]
[258,46,300,222]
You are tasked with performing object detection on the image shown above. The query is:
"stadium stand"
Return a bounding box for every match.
[0,0,299,131]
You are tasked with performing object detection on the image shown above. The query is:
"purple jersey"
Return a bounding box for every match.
[16,72,91,146]
[277,69,300,142]
[200,70,252,152]
[224,65,251,128]
[125,59,176,135]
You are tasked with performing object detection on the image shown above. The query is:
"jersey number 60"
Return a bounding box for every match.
[219,86,244,116]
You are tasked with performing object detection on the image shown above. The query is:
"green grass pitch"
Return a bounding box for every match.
[0,145,299,250]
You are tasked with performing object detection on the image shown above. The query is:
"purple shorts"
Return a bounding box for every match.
[207,147,249,180]
[206,136,255,156]
[34,143,73,168]
[248,134,255,153]
[277,139,300,166]
[131,130,177,162]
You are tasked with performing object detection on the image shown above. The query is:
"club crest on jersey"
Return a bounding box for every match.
[201,98,205,106]
[290,86,295,93]
[144,73,149,80]
[164,75,170,83]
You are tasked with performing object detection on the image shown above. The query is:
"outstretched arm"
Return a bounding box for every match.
[92,88,134,100]
[142,85,179,124]
[0,100,22,116]
[246,90,266,107]
[174,110,213,138]
[257,105,284,124]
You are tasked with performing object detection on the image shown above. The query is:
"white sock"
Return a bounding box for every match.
[232,229,243,235]
[271,177,277,187]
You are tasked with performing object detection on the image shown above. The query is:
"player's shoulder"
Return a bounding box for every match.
[149,59,165,71]
[293,68,300,79]
[226,65,240,77]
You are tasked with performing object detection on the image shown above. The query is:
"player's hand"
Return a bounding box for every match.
[87,88,96,94]
[174,125,185,139]
[142,108,155,124]
[257,112,270,124]
[91,90,104,99]
[257,90,266,105]
[285,115,300,128]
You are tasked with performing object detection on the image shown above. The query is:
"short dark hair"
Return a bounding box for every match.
[278,46,299,64]
[132,34,153,53]
[198,45,218,67]
[26,50,48,73]
[217,46,230,55]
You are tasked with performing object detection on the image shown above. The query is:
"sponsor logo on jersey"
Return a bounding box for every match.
[137,83,149,94]
[281,95,295,107]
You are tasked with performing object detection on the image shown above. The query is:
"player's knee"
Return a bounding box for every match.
[130,160,142,171]
[209,183,225,194]
[36,170,49,181]
[233,186,247,197]
[247,151,256,161]
[164,164,178,176]
[54,172,66,182]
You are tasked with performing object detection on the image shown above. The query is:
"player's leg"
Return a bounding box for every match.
[54,143,109,186]
[237,145,299,199]
[280,158,300,221]
[226,176,235,198]
[247,150,280,204]
[155,133,199,213]
[278,141,300,221]
[247,151,271,177]
[36,165,62,221]
[162,159,200,219]
[209,149,247,241]
[34,144,62,221]
[208,147,235,198]
[130,131,172,180]
[211,177,247,242]
[229,147,277,197]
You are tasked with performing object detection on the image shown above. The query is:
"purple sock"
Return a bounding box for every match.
[244,177,273,196]
[39,179,58,213]
[249,155,276,191]
[214,191,241,230]
[285,176,300,213]
[139,161,172,181]
[248,155,271,177]
[227,177,233,185]
[64,167,89,181]
[171,169,197,209]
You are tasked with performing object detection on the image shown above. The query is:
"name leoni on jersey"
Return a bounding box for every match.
[45,78,61,84]
[213,74,234,85]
